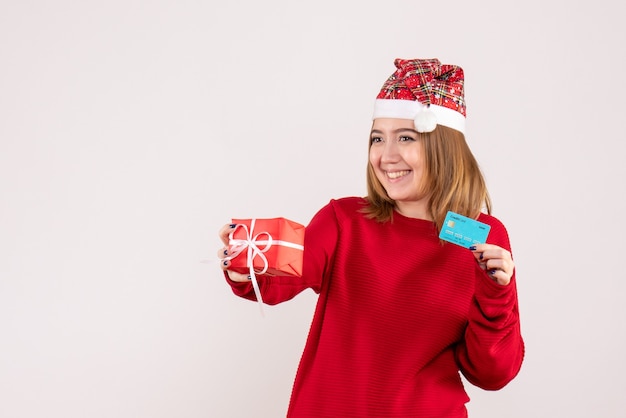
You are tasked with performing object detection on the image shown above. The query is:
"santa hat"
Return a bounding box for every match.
[372,58,466,133]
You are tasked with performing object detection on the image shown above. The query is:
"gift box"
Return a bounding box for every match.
[228,217,305,278]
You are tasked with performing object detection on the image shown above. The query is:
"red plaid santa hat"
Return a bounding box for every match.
[373,58,466,133]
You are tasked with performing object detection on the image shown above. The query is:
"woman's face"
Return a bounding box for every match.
[369,118,430,218]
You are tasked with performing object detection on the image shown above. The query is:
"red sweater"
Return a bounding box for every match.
[228,197,524,417]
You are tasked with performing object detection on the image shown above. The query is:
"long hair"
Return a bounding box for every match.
[362,124,491,232]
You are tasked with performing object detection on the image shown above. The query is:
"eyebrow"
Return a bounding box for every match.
[370,128,419,135]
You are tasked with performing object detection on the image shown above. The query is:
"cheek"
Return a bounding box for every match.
[368,147,380,166]
[405,149,424,170]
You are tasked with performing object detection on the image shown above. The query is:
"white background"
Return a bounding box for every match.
[1,1,624,417]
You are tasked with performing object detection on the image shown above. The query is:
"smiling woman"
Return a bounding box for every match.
[218,57,524,417]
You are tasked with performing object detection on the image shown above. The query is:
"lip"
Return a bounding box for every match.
[385,170,411,180]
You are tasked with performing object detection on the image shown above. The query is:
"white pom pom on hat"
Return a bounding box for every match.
[372,58,467,134]
[414,107,437,133]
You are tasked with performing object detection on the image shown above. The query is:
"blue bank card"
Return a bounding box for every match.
[439,211,491,248]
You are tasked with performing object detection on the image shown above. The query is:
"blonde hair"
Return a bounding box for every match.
[363,125,491,232]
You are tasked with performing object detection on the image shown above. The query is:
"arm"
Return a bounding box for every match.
[218,201,340,305]
[456,220,525,390]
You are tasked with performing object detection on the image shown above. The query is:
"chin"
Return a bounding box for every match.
[387,194,408,202]
[385,189,410,202]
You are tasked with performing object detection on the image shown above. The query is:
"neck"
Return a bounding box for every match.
[395,200,433,221]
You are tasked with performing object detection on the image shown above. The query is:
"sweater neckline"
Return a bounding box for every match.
[392,209,437,230]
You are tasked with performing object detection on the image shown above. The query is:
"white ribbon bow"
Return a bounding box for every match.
[227,219,303,315]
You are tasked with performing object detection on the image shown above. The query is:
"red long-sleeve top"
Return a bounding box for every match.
[227,197,524,417]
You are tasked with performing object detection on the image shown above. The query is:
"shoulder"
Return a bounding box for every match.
[329,196,368,210]
[310,196,368,225]
[306,197,368,249]
[477,212,512,249]
[329,197,369,219]
[477,212,507,229]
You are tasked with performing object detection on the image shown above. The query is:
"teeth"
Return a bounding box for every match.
[387,170,410,179]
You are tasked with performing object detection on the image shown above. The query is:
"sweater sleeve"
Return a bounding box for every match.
[225,201,339,305]
[455,218,525,390]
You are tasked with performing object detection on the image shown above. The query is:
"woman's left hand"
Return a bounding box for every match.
[469,244,515,286]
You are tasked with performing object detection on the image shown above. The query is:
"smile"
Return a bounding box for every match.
[386,170,411,179]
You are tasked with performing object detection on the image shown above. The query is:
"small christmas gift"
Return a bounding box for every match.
[227,217,305,312]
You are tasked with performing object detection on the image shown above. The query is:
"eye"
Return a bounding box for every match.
[399,135,416,142]
[370,136,383,144]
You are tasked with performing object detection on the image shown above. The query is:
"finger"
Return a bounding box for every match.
[220,257,231,271]
[485,254,514,272]
[218,223,237,246]
[487,268,512,286]
[470,244,514,285]
[486,256,515,275]
[227,270,252,283]
[469,244,490,262]
[217,247,229,260]
[470,245,512,265]
[485,257,514,284]
[221,259,251,283]
[483,247,512,263]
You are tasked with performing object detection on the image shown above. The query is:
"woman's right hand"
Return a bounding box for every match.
[218,223,251,282]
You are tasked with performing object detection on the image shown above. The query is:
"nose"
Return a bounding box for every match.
[380,140,399,164]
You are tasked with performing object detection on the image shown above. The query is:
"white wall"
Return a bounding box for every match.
[1,1,624,417]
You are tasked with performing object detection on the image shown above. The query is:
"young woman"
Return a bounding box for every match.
[218,58,524,417]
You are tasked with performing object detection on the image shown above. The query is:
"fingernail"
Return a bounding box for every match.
[469,246,476,251]
[489,269,497,275]
[223,249,228,256]
[229,224,236,228]
[223,260,229,266]
[479,253,483,260]
[247,275,252,280]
